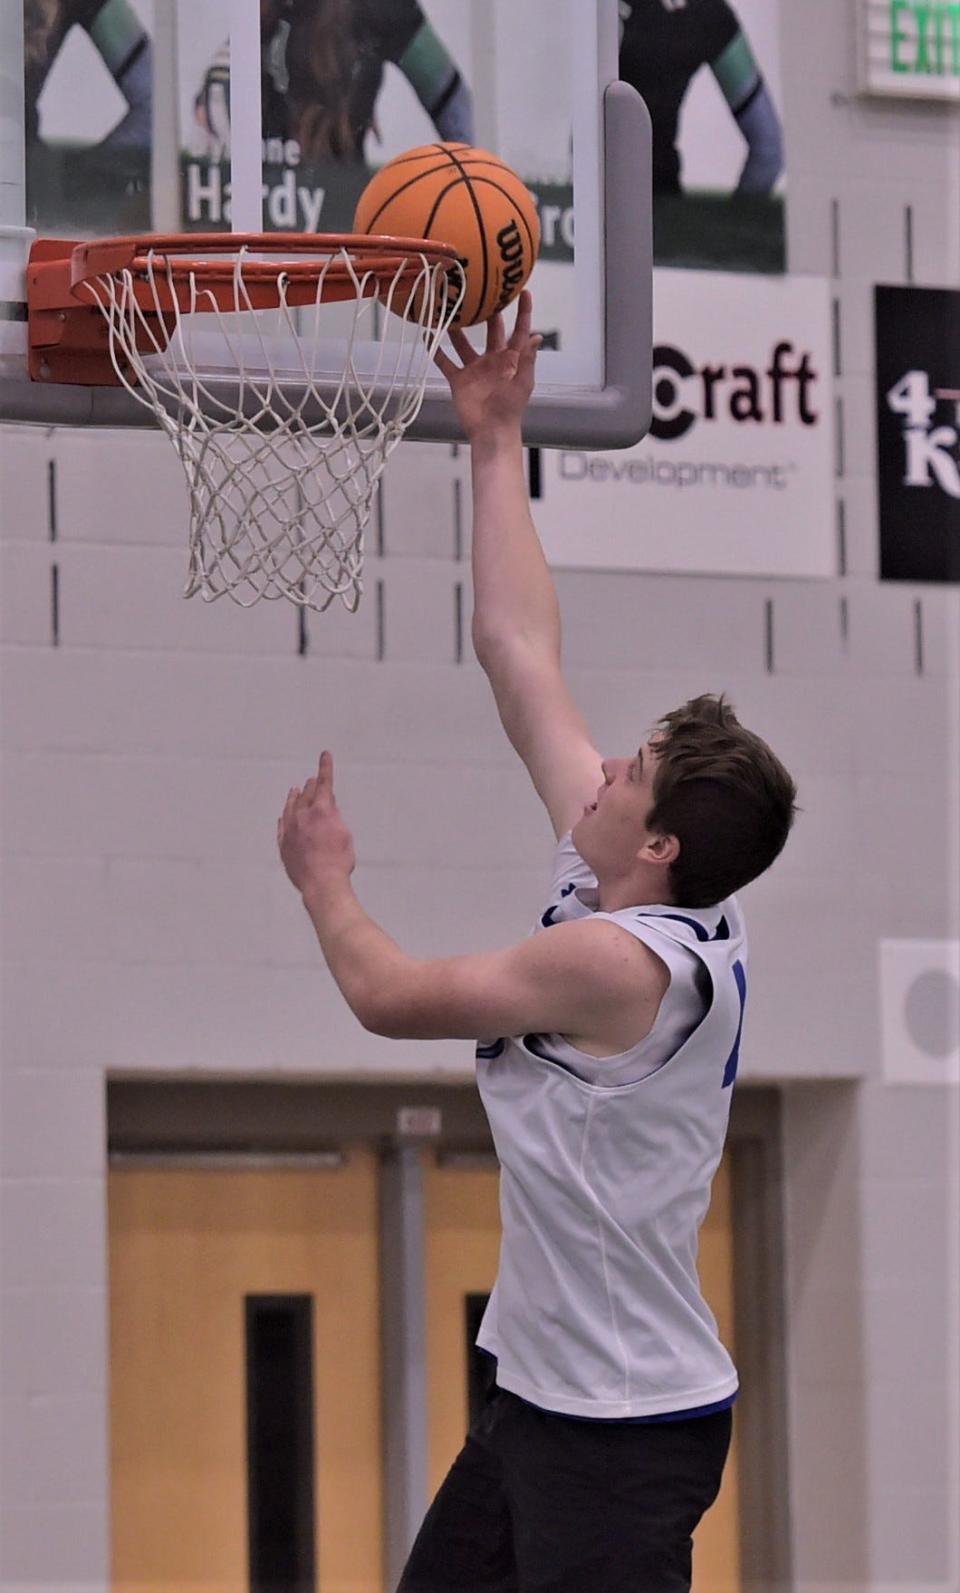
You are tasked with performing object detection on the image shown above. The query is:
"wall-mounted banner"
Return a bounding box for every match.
[620,0,787,275]
[858,0,960,101]
[537,270,835,579]
[876,285,960,584]
[24,0,154,235]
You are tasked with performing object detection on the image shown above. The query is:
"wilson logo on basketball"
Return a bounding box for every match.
[494,220,527,314]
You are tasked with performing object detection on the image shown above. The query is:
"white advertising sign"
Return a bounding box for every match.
[538,269,836,579]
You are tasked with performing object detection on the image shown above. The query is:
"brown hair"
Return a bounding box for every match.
[24,0,62,70]
[275,0,366,162]
[647,693,798,908]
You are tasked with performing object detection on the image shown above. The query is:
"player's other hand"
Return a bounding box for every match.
[434,290,541,441]
[278,751,356,897]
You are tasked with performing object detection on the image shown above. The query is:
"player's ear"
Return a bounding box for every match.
[642,832,679,866]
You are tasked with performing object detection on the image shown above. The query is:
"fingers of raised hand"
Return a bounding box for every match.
[508,291,533,351]
[485,311,506,354]
[432,343,458,380]
[448,327,478,365]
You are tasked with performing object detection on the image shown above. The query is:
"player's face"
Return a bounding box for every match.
[573,738,662,870]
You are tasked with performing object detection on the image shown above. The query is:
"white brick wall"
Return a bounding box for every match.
[2,3,959,1589]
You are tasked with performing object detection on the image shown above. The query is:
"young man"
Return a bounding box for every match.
[278,293,798,1593]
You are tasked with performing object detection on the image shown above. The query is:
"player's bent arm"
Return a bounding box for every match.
[479,635,603,839]
[303,886,661,1040]
[369,918,661,1041]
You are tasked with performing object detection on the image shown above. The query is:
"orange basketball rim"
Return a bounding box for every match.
[27,232,463,386]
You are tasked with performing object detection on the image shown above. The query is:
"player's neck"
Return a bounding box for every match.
[595,873,674,913]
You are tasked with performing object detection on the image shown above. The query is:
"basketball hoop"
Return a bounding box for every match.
[27,233,465,611]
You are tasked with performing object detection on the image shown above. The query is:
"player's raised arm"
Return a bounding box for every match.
[435,293,604,839]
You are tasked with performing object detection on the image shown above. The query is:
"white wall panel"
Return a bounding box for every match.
[0,544,53,644]
[0,1068,104,1179]
[378,439,464,559]
[378,557,460,663]
[553,571,768,673]
[0,1289,107,1402]
[0,1502,108,1587]
[840,474,881,577]
[53,542,295,653]
[0,1180,106,1290]
[0,426,51,542]
[768,583,846,674]
[0,856,110,962]
[51,429,189,546]
[0,645,115,752]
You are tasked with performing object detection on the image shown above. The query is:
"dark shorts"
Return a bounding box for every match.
[396,1386,733,1593]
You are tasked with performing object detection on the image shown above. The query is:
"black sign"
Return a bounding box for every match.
[876,286,960,583]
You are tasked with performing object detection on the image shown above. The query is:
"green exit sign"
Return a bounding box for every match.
[860,0,960,97]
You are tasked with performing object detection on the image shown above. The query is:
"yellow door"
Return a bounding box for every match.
[423,1149,741,1593]
[423,1154,503,1494]
[109,1154,382,1593]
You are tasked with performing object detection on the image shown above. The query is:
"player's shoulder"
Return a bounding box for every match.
[534,914,668,1004]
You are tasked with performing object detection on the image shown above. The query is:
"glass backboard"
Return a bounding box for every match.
[0,0,652,447]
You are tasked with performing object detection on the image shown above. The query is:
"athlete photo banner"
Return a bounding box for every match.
[181,0,477,234]
[620,0,786,274]
[876,285,960,584]
[536,270,835,580]
[23,0,153,235]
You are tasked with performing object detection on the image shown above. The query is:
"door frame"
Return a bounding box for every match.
[108,1076,793,1592]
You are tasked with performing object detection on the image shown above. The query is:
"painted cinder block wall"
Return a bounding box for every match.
[1,2,958,1589]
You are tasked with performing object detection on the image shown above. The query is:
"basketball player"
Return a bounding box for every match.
[24,0,152,150]
[619,0,784,195]
[278,293,798,1591]
[195,0,473,164]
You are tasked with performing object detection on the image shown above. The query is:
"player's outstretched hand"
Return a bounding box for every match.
[278,750,356,897]
[434,290,541,441]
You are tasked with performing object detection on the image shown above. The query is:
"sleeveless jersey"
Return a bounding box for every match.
[475,833,747,1419]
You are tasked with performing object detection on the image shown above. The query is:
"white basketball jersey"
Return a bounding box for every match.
[475,833,748,1419]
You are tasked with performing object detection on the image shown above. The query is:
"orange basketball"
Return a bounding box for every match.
[352,143,540,327]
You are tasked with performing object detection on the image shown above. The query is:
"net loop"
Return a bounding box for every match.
[84,240,464,611]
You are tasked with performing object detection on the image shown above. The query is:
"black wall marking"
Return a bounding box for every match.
[454,580,464,663]
[830,199,841,278]
[51,562,60,648]
[297,602,308,657]
[376,577,385,660]
[528,447,542,500]
[453,477,463,561]
[832,297,842,379]
[839,594,849,649]
[764,598,774,675]
[376,480,385,558]
[47,459,58,542]
[914,598,924,676]
[835,396,845,480]
[837,498,847,577]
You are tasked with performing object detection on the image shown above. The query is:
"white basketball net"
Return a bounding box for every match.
[85,244,464,611]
